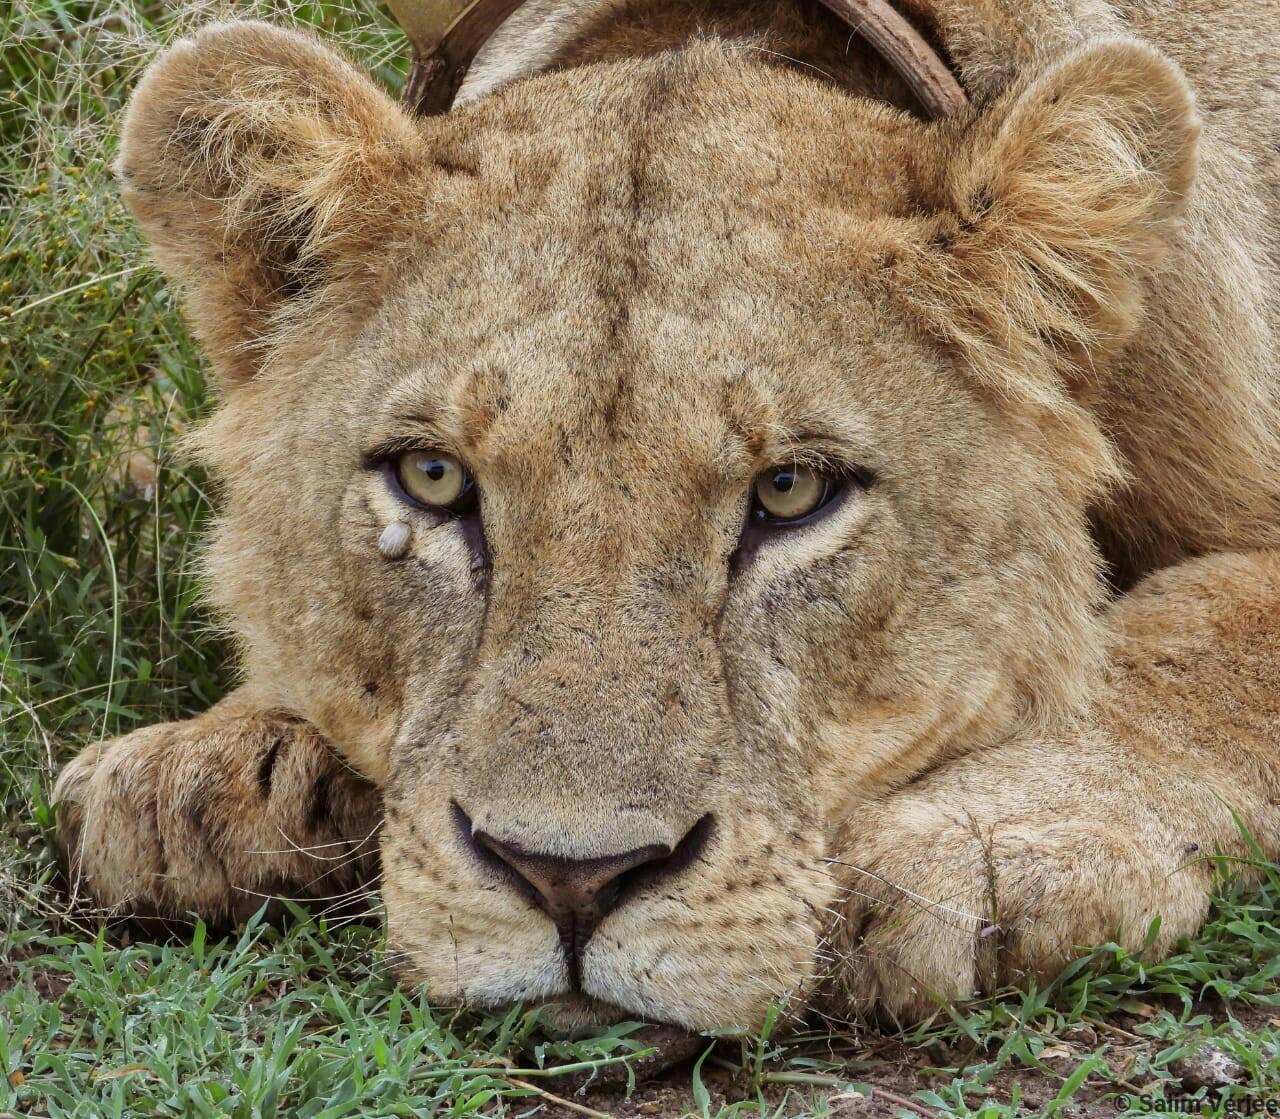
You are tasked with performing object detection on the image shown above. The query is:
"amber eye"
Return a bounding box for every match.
[752,464,835,523]
[395,450,475,512]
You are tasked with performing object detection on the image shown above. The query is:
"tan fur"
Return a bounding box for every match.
[54,3,1279,1033]
[467,0,1280,580]
[56,692,379,924]
[831,550,1280,1020]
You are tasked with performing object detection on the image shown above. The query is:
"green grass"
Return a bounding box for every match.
[1,1,1278,1114]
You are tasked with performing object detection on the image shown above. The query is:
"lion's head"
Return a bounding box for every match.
[119,17,1195,1031]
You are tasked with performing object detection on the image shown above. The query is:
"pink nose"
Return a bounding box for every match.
[453,804,713,979]
[477,833,671,966]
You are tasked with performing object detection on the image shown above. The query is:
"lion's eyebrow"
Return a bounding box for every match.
[717,418,881,483]
[767,423,884,476]
[786,426,854,448]
[361,412,467,464]
[365,358,503,458]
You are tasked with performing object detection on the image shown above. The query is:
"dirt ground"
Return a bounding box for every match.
[543,1003,1279,1118]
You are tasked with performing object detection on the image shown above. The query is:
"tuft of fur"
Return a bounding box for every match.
[913,39,1198,406]
[117,21,436,384]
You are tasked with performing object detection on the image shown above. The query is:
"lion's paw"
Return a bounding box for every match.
[827,793,1216,1021]
[54,705,381,926]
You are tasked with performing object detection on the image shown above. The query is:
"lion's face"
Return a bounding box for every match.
[121,22,1194,1030]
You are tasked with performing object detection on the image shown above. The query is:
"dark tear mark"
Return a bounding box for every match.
[258,735,286,797]
[307,773,333,833]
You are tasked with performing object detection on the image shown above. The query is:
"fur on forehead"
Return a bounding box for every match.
[125,21,1188,518]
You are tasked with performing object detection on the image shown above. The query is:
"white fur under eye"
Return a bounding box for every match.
[378,520,412,560]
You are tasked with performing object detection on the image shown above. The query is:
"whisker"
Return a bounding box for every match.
[297,848,380,892]
[742,43,839,83]
[254,818,383,862]
[824,857,985,924]
[230,879,382,905]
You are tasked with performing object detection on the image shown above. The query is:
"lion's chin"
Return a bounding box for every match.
[386,955,701,1038]
[528,992,639,1036]
[501,992,700,1042]
[531,997,709,1078]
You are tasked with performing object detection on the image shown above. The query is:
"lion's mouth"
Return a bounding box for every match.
[496,994,709,1083]
[522,992,694,1041]
[381,799,832,1033]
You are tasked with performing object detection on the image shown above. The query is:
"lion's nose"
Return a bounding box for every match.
[453,803,713,979]
[476,831,672,966]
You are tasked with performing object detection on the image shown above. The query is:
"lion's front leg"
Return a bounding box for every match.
[826,551,1280,1023]
[54,690,382,926]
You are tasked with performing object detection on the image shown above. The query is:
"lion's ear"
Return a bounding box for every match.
[913,38,1198,402]
[118,21,429,385]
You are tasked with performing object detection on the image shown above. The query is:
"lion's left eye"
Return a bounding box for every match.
[751,464,837,524]
[394,450,476,513]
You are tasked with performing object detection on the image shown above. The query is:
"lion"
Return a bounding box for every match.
[54,0,1280,1034]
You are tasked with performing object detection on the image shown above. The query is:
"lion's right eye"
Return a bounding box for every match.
[393,451,476,513]
[751,464,838,524]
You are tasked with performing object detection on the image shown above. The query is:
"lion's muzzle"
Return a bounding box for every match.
[456,803,716,984]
